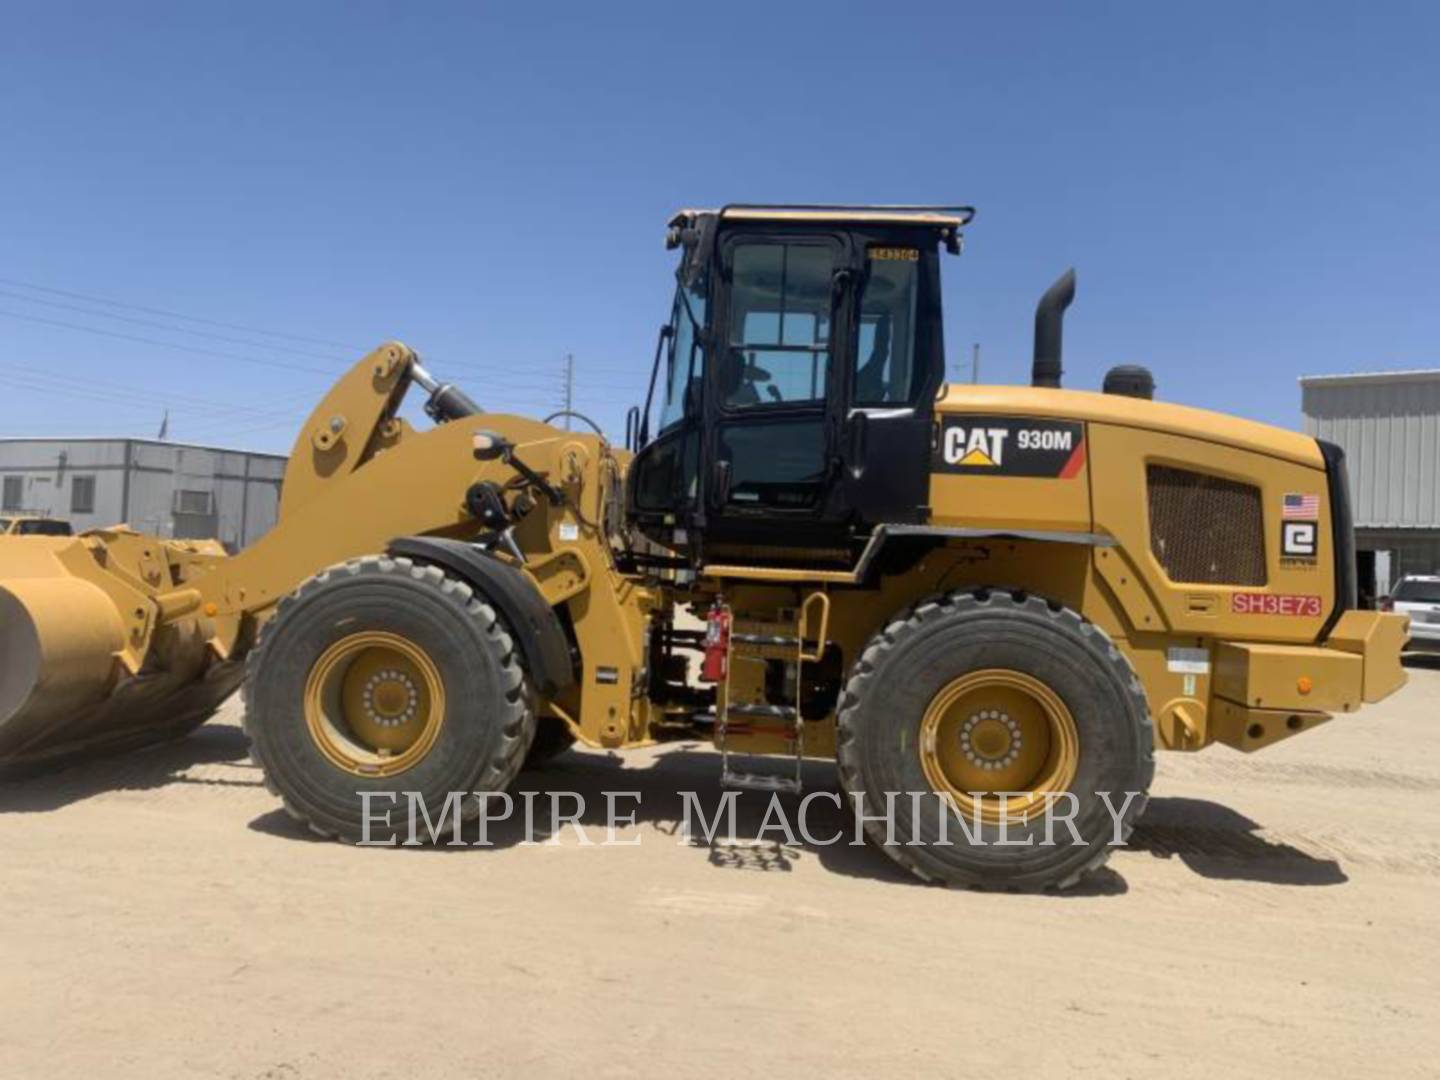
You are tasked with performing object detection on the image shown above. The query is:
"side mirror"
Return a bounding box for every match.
[472,430,513,461]
[638,322,672,450]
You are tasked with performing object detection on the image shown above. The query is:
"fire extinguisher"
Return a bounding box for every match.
[700,601,731,683]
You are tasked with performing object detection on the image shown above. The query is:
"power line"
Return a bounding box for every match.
[0,272,655,398]
[185,408,317,441]
[0,274,366,353]
[1,371,305,423]
[0,361,304,420]
[0,355,619,437]
[0,307,338,376]
[3,372,247,420]
[0,287,354,364]
[424,355,573,389]
[0,296,642,429]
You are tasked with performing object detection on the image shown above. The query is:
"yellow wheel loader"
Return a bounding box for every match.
[0,205,1409,889]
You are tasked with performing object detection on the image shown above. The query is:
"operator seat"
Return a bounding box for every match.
[854,317,893,402]
[722,347,764,406]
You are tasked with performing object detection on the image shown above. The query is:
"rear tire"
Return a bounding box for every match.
[244,556,534,843]
[835,589,1153,891]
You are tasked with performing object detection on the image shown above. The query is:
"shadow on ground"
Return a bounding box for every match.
[1129,796,1346,886]
[248,744,942,889]
[0,723,259,814]
[249,742,1344,892]
[1402,652,1440,671]
[0,716,1347,891]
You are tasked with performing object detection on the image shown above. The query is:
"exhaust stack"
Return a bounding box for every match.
[1032,268,1076,389]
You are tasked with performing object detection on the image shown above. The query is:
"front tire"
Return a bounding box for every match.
[836,589,1153,890]
[244,556,534,842]
[524,716,578,767]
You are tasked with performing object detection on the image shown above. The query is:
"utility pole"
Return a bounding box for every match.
[563,353,574,430]
[972,342,981,384]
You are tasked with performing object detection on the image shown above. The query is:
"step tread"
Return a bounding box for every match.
[721,771,803,794]
[731,632,804,647]
[725,702,799,719]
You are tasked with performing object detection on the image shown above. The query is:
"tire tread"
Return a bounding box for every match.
[242,555,534,840]
[834,588,1154,891]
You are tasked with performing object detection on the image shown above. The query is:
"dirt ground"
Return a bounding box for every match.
[3,661,1438,1079]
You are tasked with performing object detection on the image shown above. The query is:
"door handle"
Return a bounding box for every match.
[713,460,732,504]
[847,412,868,478]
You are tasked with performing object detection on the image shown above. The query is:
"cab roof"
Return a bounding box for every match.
[667,204,974,258]
[671,203,974,229]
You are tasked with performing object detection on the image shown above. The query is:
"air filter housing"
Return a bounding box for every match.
[1103,365,1156,400]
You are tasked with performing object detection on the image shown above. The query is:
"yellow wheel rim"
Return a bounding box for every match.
[303,631,445,777]
[919,668,1079,825]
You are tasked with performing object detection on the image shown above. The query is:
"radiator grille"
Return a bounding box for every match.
[1147,465,1266,585]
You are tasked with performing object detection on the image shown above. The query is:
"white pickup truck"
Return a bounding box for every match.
[1385,574,1440,652]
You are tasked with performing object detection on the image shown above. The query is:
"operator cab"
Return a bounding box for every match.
[627,204,972,565]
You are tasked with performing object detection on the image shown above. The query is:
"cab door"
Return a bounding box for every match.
[840,241,944,525]
[703,233,849,542]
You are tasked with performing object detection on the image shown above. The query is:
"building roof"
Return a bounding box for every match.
[0,435,287,459]
[1299,368,1440,387]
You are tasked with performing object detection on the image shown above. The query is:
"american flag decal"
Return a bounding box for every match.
[1282,493,1320,519]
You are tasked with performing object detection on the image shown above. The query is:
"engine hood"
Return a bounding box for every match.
[935,384,1323,469]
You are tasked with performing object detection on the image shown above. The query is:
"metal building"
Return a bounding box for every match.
[1301,369,1440,599]
[0,437,286,551]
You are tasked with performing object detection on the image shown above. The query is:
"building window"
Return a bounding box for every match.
[70,475,96,514]
[1,476,22,511]
[174,489,214,515]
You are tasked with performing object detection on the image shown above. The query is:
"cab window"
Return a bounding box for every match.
[853,247,920,405]
[1393,578,1440,604]
[657,279,706,433]
[724,242,833,408]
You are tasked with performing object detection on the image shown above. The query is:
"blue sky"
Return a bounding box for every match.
[2,2,1437,452]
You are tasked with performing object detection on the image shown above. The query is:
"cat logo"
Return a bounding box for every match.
[943,426,1008,468]
[957,446,998,467]
[934,416,1087,478]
